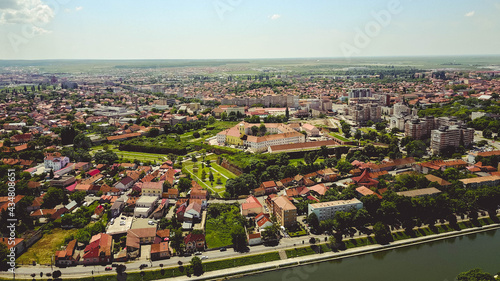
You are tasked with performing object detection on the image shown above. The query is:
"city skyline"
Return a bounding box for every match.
[1,0,500,60]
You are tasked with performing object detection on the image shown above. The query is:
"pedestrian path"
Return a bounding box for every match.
[278,250,287,260]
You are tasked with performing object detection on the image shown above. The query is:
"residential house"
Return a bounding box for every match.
[424,174,452,187]
[55,239,79,266]
[351,170,379,187]
[44,152,70,171]
[110,197,125,218]
[309,184,328,196]
[396,187,442,197]
[115,177,134,190]
[0,237,25,256]
[82,233,113,265]
[185,201,202,221]
[184,233,205,252]
[150,242,171,260]
[241,196,264,216]
[260,181,278,195]
[50,175,76,188]
[142,181,163,198]
[248,233,262,246]
[301,124,320,137]
[166,188,179,199]
[355,186,382,199]
[134,196,158,217]
[126,228,157,254]
[255,213,273,231]
[151,199,168,219]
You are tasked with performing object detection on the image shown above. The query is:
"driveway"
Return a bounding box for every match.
[140,245,151,261]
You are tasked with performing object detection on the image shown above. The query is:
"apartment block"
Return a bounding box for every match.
[308,198,363,221]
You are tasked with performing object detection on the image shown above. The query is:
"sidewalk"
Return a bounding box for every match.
[161,223,500,281]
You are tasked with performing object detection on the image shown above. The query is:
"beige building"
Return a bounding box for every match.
[270,196,297,228]
[431,125,474,154]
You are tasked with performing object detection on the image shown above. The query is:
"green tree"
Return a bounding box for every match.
[405,140,427,158]
[190,256,203,276]
[0,243,9,271]
[208,116,216,124]
[178,178,192,192]
[307,213,320,234]
[373,222,392,244]
[261,224,279,241]
[170,229,185,254]
[148,127,160,137]
[201,169,207,181]
[162,181,172,193]
[251,126,259,136]
[336,160,353,174]
[209,171,214,182]
[231,224,247,252]
[42,187,66,208]
[457,268,495,281]
[73,134,92,149]
[69,191,86,204]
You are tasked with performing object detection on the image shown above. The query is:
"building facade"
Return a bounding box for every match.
[308,199,363,221]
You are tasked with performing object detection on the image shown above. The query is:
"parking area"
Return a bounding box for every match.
[106,216,133,235]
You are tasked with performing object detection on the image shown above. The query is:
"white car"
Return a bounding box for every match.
[201,256,208,260]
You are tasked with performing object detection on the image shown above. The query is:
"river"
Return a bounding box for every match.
[235,229,500,281]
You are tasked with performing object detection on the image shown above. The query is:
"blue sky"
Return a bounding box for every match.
[1,0,499,59]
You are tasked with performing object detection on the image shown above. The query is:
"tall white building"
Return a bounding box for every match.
[308,198,363,221]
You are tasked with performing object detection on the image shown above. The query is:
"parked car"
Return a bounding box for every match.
[201,256,208,260]
[105,267,112,271]
[194,252,202,255]
[220,247,226,252]
[111,264,118,267]
[140,264,148,269]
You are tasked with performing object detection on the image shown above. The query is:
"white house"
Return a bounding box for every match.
[248,233,262,246]
[115,177,134,190]
[134,196,158,218]
[44,153,70,171]
[185,202,201,221]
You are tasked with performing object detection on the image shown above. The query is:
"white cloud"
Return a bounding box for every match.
[464,11,475,17]
[269,14,281,20]
[0,0,54,25]
[32,25,51,35]
[75,6,83,11]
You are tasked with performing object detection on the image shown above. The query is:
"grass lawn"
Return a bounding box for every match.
[210,162,237,179]
[17,228,78,265]
[205,205,241,248]
[183,161,231,195]
[289,158,324,166]
[91,145,168,163]
[205,252,281,271]
[330,133,352,142]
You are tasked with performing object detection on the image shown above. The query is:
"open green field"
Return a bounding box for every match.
[289,158,324,166]
[205,205,241,248]
[17,228,78,265]
[91,145,168,163]
[183,161,233,195]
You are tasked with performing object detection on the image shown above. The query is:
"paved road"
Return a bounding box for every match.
[5,211,492,279]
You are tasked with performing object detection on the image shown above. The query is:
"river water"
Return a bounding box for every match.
[236,229,500,281]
